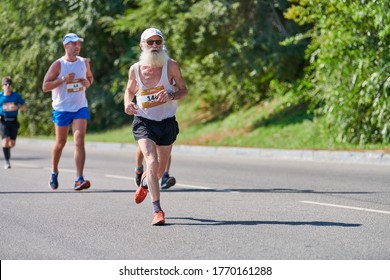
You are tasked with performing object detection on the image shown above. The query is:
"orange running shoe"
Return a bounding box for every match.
[134,173,148,204]
[152,210,165,226]
[74,177,91,191]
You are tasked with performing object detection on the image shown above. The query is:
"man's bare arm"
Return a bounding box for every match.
[42,60,62,92]
[169,59,187,100]
[83,59,94,88]
[124,65,139,115]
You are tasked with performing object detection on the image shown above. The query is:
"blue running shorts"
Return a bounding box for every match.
[52,107,90,126]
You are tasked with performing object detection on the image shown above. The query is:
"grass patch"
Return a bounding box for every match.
[86,125,134,143]
[174,97,388,151]
[31,97,389,152]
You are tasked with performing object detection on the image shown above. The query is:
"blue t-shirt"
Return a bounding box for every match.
[0,91,25,118]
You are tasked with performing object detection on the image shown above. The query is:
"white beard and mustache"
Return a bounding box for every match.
[139,48,169,67]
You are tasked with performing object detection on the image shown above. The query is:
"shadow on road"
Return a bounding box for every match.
[166,187,373,195]
[166,217,362,227]
[0,190,131,195]
[0,187,374,195]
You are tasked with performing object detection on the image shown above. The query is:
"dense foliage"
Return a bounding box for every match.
[112,0,306,118]
[285,0,389,144]
[0,0,135,134]
[0,0,388,145]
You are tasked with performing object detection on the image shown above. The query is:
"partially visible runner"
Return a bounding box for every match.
[134,145,176,189]
[0,76,27,169]
[124,28,187,225]
[42,33,94,191]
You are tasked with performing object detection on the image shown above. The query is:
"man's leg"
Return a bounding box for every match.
[137,138,161,202]
[49,124,68,189]
[161,155,176,189]
[52,124,69,174]
[2,137,11,169]
[136,139,171,225]
[165,155,171,173]
[135,144,144,168]
[72,118,87,178]
[9,139,16,148]
[135,145,144,186]
[157,146,172,181]
[72,118,91,190]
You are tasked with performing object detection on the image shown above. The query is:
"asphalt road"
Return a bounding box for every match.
[0,139,389,260]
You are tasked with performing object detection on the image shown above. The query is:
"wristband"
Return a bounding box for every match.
[168,91,175,100]
[61,76,65,81]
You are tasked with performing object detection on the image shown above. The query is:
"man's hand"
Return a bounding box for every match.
[125,102,138,115]
[156,89,173,103]
[81,78,91,88]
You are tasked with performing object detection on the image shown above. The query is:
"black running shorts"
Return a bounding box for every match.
[132,116,179,146]
[0,121,20,140]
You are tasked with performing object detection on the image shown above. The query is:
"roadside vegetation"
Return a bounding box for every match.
[1,0,388,150]
[84,95,389,152]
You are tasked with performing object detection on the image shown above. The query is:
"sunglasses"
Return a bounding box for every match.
[146,40,163,46]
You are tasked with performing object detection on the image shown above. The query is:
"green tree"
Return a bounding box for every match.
[112,0,306,121]
[285,0,390,144]
[0,0,135,135]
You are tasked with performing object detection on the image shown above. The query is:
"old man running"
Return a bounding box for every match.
[124,28,187,225]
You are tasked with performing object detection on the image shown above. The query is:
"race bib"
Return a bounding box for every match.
[139,85,165,109]
[67,79,84,93]
[2,102,16,112]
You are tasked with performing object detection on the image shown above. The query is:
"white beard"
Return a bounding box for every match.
[139,48,169,67]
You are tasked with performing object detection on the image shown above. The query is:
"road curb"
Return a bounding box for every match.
[19,138,390,165]
[173,145,390,165]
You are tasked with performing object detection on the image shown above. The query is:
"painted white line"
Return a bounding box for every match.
[104,174,239,192]
[42,167,75,173]
[176,183,214,190]
[60,168,76,173]
[13,163,42,169]
[105,174,133,180]
[301,201,390,215]
[14,164,76,173]
[104,174,212,189]
[169,183,240,193]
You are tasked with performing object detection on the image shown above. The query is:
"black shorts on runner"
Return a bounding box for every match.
[132,116,179,146]
[0,120,20,140]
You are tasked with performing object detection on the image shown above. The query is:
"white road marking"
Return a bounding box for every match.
[175,182,214,190]
[12,163,42,169]
[104,174,239,192]
[42,167,75,173]
[301,200,390,215]
[105,174,132,180]
[13,164,75,173]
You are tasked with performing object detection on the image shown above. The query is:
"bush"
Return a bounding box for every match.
[285,0,390,144]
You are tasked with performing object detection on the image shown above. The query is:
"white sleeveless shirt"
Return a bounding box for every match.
[52,56,88,112]
[134,60,178,121]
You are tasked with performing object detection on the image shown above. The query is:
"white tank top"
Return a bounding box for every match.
[52,56,88,112]
[134,60,177,121]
